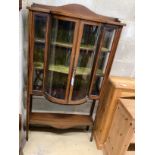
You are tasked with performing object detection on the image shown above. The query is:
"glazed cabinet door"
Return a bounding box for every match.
[44,16,78,104]
[30,12,119,104]
[69,21,101,104]
[89,25,117,99]
[31,13,50,93]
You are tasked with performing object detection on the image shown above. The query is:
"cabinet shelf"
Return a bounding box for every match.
[80,44,109,52]
[35,38,45,43]
[52,42,73,48]
[34,62,103,76]
[35,39,109,52]
[30,112,93,129]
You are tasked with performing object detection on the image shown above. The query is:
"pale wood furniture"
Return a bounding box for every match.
[125,151,135,155]
[26,3,125,140]
[94,76,135,149]
[104,98,135,155]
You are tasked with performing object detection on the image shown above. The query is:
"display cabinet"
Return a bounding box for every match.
[26,3,125,140]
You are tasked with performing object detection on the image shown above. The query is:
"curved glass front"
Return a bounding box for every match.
[45,18,75,100]
[71,24,100,101]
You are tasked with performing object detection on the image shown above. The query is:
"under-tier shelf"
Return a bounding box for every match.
[35,39,109,52]
[30,112,93,129]
[34,62,103,76]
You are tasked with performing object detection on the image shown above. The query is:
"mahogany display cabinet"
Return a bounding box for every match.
[26,3,125,140]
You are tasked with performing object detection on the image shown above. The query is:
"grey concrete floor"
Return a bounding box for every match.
[23,130,103,155]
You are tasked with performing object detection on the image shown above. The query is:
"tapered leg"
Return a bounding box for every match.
[30,95,33,113]
[26,94,31,140]
[90,100,96,117]
[89,100,96,141]
[86,126,90,131]
[90,124,94,142]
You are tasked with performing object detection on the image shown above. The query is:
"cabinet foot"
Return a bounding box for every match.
[86,126,89,131]
[90,132,93,142]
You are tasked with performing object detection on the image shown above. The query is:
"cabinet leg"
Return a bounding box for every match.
[26,130,28,141]
[90,125,94,142]
[90,132,93,142]
[86,126,89,131]
[89,100,96,141]
[30,95,33,113]
[90,100,96,117]
[26,94,31,141]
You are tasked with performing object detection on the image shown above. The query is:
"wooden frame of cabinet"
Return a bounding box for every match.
[26,3,125,140]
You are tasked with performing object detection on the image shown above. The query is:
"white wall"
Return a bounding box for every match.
[20,0,135,113]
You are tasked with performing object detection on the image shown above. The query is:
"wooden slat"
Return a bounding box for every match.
[30,112,93,129]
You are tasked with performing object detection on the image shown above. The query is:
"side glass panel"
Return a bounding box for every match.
[33,15,47,91]
[71,24,100,100]
[91,27,116,96]
[45,18,75,100]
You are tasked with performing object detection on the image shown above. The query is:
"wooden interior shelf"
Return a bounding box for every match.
[35,38,45,43]
[52,41,73,48]
[81,44,109,52]
[34,62,103,76]
[35,39,109,52]
[30,112,93,129]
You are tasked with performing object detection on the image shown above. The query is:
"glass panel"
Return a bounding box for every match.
[72,24,100,100]
[33,44,45,90]
[91,52,108,95]
[34,15,47,40]
[45,18,75,100]
[91,27,116,96]
[33,15,47,91]
[46,72,68,99]
[80,24,99,50]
